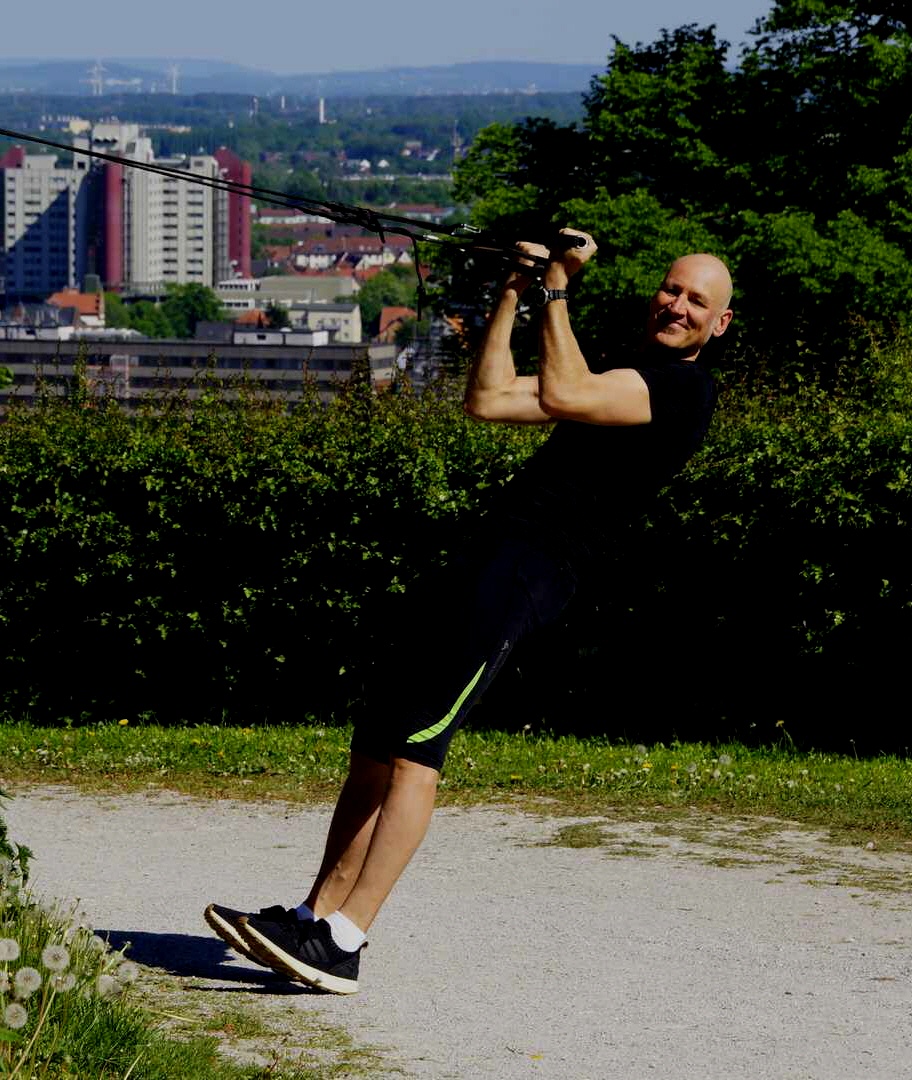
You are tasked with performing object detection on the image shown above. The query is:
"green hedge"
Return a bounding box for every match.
[2,345,912,753]
[0,366,546,724]
[486,337,912,754]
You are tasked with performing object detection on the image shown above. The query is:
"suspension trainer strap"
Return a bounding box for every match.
[0,124,575,293]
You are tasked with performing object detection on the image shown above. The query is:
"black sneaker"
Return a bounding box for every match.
[204,903,299,967]
[238,914,362,994]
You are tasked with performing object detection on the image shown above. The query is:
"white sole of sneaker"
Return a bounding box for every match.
[203,905,269,967]
[238,919,359,995]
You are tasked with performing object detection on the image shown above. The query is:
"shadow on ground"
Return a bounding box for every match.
[97,929,325,993]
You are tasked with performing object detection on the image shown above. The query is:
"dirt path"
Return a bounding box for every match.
[4,785,912,1079]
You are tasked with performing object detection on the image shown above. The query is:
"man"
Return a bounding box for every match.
[204,230,734,994]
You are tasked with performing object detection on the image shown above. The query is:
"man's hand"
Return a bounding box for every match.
[502,241,551,295]
[502,229,596,293]
[543,229,597,290]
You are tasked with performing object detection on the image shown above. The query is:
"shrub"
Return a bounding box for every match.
[2,337,912,753]
[0,367,545,724]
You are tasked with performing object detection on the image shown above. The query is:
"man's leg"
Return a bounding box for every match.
[335,756,439,932]
[237,756,438,993]
[304,751,391,918]
[235,537,578,988]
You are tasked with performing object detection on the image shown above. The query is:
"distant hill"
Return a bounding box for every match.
[0,58,598,97]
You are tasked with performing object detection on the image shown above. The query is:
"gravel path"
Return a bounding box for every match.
[4,785,912,1079]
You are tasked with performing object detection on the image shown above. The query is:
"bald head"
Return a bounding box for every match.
[646,253,734,358]
[668,253,733,309]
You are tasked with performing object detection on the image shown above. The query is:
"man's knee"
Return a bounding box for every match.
[390,756,441,789]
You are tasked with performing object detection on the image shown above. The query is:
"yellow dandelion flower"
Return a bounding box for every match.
[118,718,129,727]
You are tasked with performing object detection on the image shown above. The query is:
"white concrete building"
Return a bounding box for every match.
[79,123,230,292]
[1,150,91,298]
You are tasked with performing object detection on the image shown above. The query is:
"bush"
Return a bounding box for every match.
[476,332,912,754]
[0,365,545,724]
[2,338,912,753]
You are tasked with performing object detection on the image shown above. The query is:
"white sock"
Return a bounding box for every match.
[294,902,315,922]
[325,910,367,952]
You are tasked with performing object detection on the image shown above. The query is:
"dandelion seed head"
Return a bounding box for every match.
[13,966,42,998]
[87,935,107,954]
[96,973,119,997]
[686,763,698,774]
[42,944,71,973]
[634,744,647,757]
[718,754,732,766]
[51,972,77,992]
[0,971,9,993]
[712,769,721,780]
[115,960,140,985]
[3,1002,28,1030]
[0,937,21,962]
[38,896,61,917]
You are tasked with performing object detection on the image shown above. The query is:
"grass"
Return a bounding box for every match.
[0,884,342,1080]
[0,880,395,1080]
[0,719,910,839]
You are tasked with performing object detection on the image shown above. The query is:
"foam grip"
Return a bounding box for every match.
[553,233,588,249]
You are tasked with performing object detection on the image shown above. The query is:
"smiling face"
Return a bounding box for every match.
[645,254,734,359]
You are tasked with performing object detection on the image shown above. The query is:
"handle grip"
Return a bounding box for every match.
[552,233,588,249]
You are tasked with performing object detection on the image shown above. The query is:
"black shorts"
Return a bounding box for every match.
[350,533,578,770]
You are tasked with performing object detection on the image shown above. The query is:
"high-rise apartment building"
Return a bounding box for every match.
[1,123,244,300]
[214,147,252,279]
[1,145,92,299]
[78,123,231,291]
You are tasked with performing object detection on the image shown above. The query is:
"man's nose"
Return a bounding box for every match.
[667,294,688,315]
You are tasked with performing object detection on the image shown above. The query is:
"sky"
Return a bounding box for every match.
[3,0,777,74]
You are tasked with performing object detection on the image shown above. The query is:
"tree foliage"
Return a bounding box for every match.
[354,264,418,333]
[449,1,912,375]
[103,285,226,339]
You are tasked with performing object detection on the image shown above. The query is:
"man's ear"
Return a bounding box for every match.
[712,309,734,338]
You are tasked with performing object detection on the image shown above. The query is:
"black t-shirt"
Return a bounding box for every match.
[491,355,717,566]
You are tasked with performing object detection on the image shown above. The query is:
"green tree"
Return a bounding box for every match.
[103,291,132,329]
[127,300,175,339]
[264,300,291,329]
[449,1,912,375]
[160,284,226,339]
[355,265,417,334]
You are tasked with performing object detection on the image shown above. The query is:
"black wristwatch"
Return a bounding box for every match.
[525,284,569,308]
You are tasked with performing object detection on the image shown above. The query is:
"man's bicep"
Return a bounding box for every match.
[577,368,652,426]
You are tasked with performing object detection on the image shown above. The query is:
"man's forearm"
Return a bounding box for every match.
[466,286,521,393]
[537,298,592,416]
[464,287,550,423]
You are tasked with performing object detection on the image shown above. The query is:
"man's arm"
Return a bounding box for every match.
[534,231,652,427]
[463,276,553,424]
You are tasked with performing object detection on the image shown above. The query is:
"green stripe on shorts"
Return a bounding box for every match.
[406,661,487,744]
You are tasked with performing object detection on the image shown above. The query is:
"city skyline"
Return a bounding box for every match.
[3,0,777,76]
